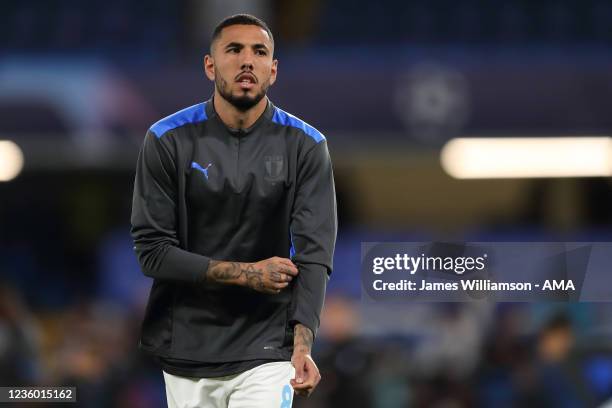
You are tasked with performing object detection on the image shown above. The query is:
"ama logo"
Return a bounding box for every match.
[191,162,213,180]
[542,280,575,291]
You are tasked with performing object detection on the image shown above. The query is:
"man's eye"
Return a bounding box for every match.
[256,50,267,56]
[228,48,240,53]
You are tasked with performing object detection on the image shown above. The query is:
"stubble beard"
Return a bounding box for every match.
[215,70,269,112]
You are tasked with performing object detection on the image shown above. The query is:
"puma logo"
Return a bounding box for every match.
[191,161,213,180]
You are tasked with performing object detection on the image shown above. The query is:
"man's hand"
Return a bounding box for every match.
[205,257,298,294]
[291,324,321,397]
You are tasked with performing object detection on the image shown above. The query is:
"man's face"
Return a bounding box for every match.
[205,24,277,112]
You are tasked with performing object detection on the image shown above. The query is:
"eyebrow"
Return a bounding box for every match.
[224,42,270,52]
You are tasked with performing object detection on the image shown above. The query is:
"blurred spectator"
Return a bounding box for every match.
[537,312,574,364]
[46,300,165,407]
[0,282,42,385]
[412,304,488,380]
[533,312,582,408]
[296,295,375,407]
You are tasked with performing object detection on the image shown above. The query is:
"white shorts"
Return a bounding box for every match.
[162,361,295,408]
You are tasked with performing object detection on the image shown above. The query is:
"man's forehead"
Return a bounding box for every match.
[216,24,273,47]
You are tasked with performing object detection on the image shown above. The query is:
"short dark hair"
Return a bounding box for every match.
[211,14,274,51]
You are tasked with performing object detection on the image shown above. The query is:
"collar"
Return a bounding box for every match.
[205,96,274,136]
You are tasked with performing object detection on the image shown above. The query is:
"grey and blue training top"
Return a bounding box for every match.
[130,98,337,375]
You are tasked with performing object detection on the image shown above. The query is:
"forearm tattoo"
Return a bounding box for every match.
[294,324,313,354]
[206,261,243,282]
[206,261,266,291]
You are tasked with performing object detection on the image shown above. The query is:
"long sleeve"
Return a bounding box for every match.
[288,140,337,337]
[130,130,211,283]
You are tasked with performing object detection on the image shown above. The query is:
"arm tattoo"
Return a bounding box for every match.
[294,324,313,354]
[205,260,268,291]
[206,261,244,283]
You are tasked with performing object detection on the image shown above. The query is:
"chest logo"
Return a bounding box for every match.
[264,155,284,181]
[191,161,213,180]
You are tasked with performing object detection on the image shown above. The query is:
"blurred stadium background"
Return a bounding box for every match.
[3,0,612,407]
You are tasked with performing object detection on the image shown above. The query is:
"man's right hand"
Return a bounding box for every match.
[206,257,298,294]
[246,257,299,293]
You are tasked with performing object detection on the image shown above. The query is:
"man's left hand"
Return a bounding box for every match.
[290,350,321,396]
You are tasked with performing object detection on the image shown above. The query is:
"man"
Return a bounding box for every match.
[130,14,337,408]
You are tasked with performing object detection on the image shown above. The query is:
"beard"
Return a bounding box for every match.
[215,70,269,112]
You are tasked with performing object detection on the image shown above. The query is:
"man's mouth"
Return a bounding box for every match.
[236,73,257,89]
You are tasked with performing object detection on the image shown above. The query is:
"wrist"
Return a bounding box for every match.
[206,260,249,287]
[293,323,314,355]
[292,345,311,355]
[236,262,251,287]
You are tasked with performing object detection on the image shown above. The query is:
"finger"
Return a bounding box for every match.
[290,380,314,390]
[290,380,313,391]
[269,263,297,278]
[277,258,298,270]
[291,384,310,397]
[264,285,284,294]
[291,375,316,393]
[273,282,289,290]
[290,382,314,398]
[271,271,292,283]
[276,257,294,265]
[280,265,299,276]
[301,359,320,386]
[293,358,305,385]
[299,368,315,386]
[269,271,284,282]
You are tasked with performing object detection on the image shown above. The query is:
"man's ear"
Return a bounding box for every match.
[204,54,215,81]
[269,59,278,86]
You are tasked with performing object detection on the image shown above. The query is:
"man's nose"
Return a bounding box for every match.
[241,61,254,71]
[240,50,254,70]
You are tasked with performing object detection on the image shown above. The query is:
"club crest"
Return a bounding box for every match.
[264,155,284,181]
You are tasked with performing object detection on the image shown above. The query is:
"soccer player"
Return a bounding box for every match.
[130,14,337,407]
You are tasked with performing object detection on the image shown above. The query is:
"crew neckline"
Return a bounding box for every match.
[205,96,274,136]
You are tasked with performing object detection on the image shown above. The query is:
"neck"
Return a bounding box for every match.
[213,91,268,130]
